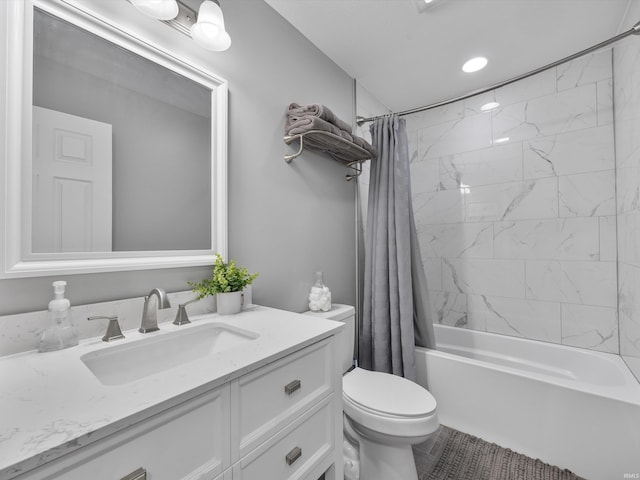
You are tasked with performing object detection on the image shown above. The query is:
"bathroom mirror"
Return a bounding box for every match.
[0,0,228,278]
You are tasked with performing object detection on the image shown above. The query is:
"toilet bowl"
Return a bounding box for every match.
[303,305,439,480]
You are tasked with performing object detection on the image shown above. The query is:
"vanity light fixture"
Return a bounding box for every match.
[128,0,231,52]
[130,0,179,21]
[191,0,232,51]
[462,56,488,73]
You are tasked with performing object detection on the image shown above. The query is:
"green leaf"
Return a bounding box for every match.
[188,254,259,298]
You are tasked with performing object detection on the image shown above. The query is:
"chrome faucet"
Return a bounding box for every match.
[139,288,171,333]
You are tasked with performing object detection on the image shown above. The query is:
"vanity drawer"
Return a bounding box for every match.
[233,396,334,480]
[19,386,231,480]
[231,338,334,459]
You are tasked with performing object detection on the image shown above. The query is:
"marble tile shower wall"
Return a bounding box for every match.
[406,49,617,353]
[614,37,640,362]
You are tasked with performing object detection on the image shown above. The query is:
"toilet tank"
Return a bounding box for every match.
[303,304,355,374]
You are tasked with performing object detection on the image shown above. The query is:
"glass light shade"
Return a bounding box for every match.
[191,0,231,51]
[193,22,221,41]
[197,0,226,29]
[130,0,179,20]
[192,29,231,51]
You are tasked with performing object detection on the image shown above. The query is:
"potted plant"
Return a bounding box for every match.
[189,254,259,315]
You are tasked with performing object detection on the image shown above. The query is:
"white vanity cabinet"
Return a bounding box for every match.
[233,397,334,480]
[231,338,336,480]
[14,337,341,480]
[16,386,231,480]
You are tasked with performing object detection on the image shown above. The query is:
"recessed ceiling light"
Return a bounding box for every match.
[415,0,444,12]
[462,57,488,73]
[480,101,500,111]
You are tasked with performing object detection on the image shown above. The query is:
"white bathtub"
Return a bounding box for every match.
[414,324,640,480]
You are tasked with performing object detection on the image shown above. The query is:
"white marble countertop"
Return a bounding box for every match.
[0,306,342,479]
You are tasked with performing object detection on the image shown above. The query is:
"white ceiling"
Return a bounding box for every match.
[264,0,634,113]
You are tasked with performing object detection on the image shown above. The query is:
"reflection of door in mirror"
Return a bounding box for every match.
[32,106,113,253]
[33,8,212,253]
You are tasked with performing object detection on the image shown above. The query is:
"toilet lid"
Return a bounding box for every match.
[343,368,436,417]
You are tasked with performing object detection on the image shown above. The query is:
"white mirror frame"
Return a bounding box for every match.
[0,0,228,278]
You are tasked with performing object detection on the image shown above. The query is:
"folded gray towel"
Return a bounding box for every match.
[287,118,377,163]
[287,115,354,142]
[349,134,377,157]
[301,133,370,164]
[285,102,376,162]
[287,102,353,133]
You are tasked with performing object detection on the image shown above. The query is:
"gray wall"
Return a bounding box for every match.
[0,0,357,315]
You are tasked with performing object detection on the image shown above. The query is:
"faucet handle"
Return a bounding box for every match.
[173,297,199,326]
[88,315,125,342]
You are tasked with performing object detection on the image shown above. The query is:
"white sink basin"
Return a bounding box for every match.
[81,323,259,386]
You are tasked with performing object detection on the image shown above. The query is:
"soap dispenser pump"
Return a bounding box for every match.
[38,281,79,352]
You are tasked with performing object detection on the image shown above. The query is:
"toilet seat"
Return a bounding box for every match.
[342,368,438,438]
[343,368,436,417]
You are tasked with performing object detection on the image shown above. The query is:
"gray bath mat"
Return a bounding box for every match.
[413,426,586,480]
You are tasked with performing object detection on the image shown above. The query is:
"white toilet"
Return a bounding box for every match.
[304,305,439,480]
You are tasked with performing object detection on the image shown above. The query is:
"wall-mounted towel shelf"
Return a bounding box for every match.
[283,130,374,181]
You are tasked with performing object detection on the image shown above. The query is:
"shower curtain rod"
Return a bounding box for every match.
[356,20,640,125]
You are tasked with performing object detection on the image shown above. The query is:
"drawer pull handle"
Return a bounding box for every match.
[286,446,302,465]
[121,467,146,480]
[284,379,301,395]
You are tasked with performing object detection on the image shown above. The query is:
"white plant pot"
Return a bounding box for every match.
[216,291,243,315]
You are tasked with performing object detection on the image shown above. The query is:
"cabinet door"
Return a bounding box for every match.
[231,339,333,460]
[19,386,230,480]
[232,397,334,480]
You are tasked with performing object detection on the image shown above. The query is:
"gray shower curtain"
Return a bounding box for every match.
[360,115,435,381]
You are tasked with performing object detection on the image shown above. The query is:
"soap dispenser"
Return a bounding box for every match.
[38,281,79,352]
